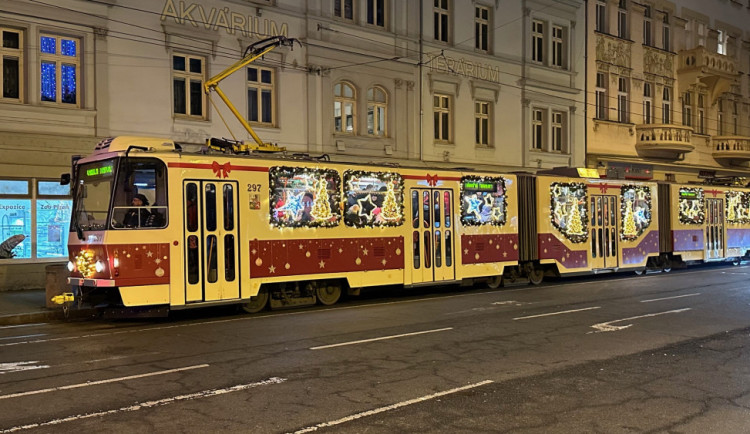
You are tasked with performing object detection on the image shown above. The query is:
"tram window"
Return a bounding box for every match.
[609,197,615,226]
[205,184,217,231]
[413,231,420,269]
[591,229,597,258]
[597,197,603,226]
[187,235,199,284]
[186,183,198,232]
[610,228,616,256]
[412,191,419,229]
[598,228,604,258]
[424,231,431,268]
[435,230,442,267]
[206,235,218,283]
[434,191,441,228]
[343,171,403,227]
[110,158,168,230]
[423,191,431,228]
[444,191,451,228]
[223,184,234,231]
[270,166,341,228]
[445,230,452,266]
[460,176,506,226]
[224,234,235,281]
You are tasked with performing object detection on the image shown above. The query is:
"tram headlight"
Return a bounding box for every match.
[67,261,75,272]
[95,260,106,273]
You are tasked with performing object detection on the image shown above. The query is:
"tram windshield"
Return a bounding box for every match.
[70,157,168,235]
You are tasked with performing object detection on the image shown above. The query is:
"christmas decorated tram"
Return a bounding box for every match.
[61,137,750,315]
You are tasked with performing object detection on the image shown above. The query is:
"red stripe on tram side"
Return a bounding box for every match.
[167,162,269,172]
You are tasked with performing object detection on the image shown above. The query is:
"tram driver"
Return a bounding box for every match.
[123,194,151,227]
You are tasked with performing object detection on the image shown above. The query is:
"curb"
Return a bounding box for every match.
[0,309,99,326]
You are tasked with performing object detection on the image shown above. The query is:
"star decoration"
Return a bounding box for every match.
[146,251,153,257]
[319,260,325,268]
[362,248,368,256]
[465,194,483,218]
[268,265,276,273]
[357,194,377,222]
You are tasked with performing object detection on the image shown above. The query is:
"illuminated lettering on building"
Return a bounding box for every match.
[429,54,501,84]
[160,0,289,38]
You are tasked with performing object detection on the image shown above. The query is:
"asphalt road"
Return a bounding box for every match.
[1,264,750,433]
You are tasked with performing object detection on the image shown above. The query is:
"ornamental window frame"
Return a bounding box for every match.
[334,81,357,134]
[367,86,387,137]
[172,52,206,119]
[247,65,276,127]
[475,100,491,147]
[433,93,452,143]
[343,170,404,228]
[1,27,23,103]
[475,5,490,52]
[39,33,81,107]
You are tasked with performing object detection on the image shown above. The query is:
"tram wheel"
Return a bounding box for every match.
[242,288,269,313]
[316,283,342,306]
[634,268,645,276]
[487,275,503,289]
[528,268,544,285]
[732,257,741,266]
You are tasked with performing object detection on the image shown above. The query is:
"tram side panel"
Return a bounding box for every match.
[535,175,659,276]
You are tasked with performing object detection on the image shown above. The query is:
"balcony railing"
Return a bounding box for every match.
[635,124,695,159]
[677,46,739,99]
[712,135,750,165]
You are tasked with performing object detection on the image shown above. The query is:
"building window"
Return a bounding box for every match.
[172,53,205,118]
[334,81,356,134]
[475,6,489,52]
[595,72,607,120]
[617,0,628,39]
[40,34,80,106]
[532,20,544,63]
[595,1,606,33]
[643,6,652,46]
[643,82,653,124]
[718,99,724,135]
[433,94,451,142]
[682,92,692,127]
[367,86,387,136]
[366,0,385,27]
[551,26,564,68]
[1,28,22,101]
[662,86,671,124]
[697,94,705,134]
[334,0,354,20]
[247,66,275,126]
[732,101,738,134]
[475,101,490,146]
[718,30,727,55]
[532,108,544,149]
[0,179,71,260]
[551,111,565,152]
[662,14,670,51]
[617,77,628,123]
[434,0,450,43]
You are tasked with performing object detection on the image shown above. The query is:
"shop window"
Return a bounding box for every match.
[343,171,403,227]
[270,166,341,228]
[460,176,507,226]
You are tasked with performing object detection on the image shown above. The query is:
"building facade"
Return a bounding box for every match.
[0,0,584,289]
[587,0,750,182]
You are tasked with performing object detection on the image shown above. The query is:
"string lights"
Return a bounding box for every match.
[620,185,652,241]
[550,182,588,243]
[269,166,341,228]
[678,187,705,225]
[343,170,404,227]
[459,175,507,226]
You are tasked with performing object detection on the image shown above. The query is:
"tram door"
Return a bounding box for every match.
[705,198,724,259]
[410,189,455,284]
[590,195,618,269]
[183,181,240,303]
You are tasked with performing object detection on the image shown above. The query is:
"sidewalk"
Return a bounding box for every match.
[0,289,67,326]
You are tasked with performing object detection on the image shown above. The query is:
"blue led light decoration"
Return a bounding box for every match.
[61,64,76,104]
[41,61,56,102]
[40,36,56,54]
[61,39,77,56]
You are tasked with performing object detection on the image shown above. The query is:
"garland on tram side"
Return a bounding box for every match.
[549,182,588,243]
[459,175,508,226]
[620,185,652,241]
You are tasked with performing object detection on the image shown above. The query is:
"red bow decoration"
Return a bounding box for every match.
[212,161,232,178]
[426,174,439,186]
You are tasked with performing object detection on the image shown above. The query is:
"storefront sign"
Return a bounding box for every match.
[429,54,501,84]
[161,0,289,38]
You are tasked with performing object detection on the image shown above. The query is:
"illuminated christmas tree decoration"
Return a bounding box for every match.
[620,185,652,240]
[269,166,341,228]
[343,170,403,227]
[549,182,588,243]
[622,199,637,237]
[310,178,333,221]
[726,191,749,224]
[678,187,705,225]
[75,249,97,278]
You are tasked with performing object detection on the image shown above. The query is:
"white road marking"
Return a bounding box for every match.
[0,334,45,341]
[0,323,46,330]
[513,306,601,320]
[0,362,49,375]
[0,364,209,400]
[0,376,285,433]
[310,327,453,350]
[292,380,493,433]
[640,293,701,303]
[589,308,692,333]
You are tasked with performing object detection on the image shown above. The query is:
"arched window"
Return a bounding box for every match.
[334,82,356,134]
[367,86,387,136]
